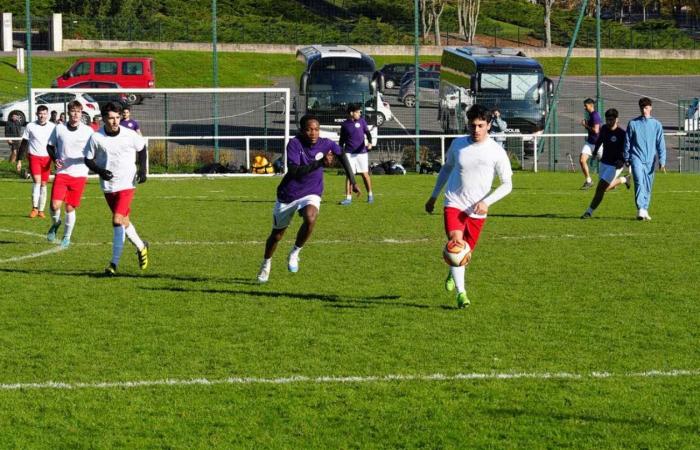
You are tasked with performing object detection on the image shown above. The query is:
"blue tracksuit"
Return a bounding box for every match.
[623,115,666,211]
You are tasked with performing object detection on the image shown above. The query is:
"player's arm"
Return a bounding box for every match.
[363,122,373,149]
[337,151,359,192]
[46,144,57,161]
[84,157,113,180]
[623,124,632,164]
[475,153,513,215]
[15,139,28,171]
[137,146,148,183]
[656,121,667,171]
[287,159,324,178]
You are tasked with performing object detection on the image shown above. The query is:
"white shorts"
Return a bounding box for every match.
[272,194,321,229]
[580,142,596,156]
[598,162,623,184]
[348,153,369,174]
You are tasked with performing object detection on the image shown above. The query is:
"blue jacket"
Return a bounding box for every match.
[624,115,666,166]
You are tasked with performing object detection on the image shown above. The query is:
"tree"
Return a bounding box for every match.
[429,0,448,45]
[543,0,556,47]
[457,0,481,43]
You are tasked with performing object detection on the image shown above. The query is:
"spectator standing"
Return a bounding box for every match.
[489,108,508,148]
[49,110,58,124]
[120,106,142,135]
[338,103,374,205]
[5,112,22,163]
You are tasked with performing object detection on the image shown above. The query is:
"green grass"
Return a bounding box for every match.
[0,172,699,447]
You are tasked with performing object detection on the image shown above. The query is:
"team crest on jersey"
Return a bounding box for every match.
[611,136,617,142]
[354,122,361,128]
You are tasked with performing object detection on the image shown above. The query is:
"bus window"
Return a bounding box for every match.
[481,73,508,91]
[511,74,539,100]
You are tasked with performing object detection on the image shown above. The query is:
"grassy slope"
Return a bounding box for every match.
[0,172,699,446]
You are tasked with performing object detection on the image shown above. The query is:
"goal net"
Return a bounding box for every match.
[30,88,291,176]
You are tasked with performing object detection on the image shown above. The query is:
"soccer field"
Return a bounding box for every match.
[1,172,699,448]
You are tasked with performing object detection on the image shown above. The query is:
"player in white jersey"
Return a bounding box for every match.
[45,101,94,248]
[85,102,149,276]
[16,105,56,218]
[425,104,513,309]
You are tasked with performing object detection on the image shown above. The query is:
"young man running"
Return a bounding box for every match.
[425,104,513,308]
[579,98,602,190]
[581,108,631,219]
[338,104,374,205]
[46,101,95,248]
[85,102,149,275]
[16,105,56,218]
[257,114,360,283]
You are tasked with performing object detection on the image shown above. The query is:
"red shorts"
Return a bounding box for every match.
[51,174,87,208]
[443,207,486,251]
[105,189,135,216]
[28,155,52,183]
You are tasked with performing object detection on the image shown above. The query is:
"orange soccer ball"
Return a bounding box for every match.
[443,240,472,267]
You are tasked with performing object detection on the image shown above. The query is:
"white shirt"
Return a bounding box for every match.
[22,121,56,157]
[86,126,146,193]
[432,136,513,218]
[49,123,94,178]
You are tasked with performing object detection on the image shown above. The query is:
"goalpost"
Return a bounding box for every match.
[30,88,291,177]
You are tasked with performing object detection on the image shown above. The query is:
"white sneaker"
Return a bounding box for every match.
[288,252,299,273]
[257,262,270,283]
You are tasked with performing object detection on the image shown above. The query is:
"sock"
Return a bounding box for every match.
[586,207,594,215]
[290,245,302,258]
[31,183,40,208]
[262,258,272,269]
[619,176,627,183]
[450,265,466,293]
[64,210,76,239]
[39,185,47,211]
[52,207,61,224]
[585,177,592,183]
[368,191,373,197]
[124,223,145,250]
[111,225,126,266]
[345,194,352,200]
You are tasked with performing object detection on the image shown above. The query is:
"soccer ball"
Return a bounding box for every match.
[443,240,471,267]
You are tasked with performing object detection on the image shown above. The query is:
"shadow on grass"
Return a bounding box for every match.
[0,267,233,283]
[140,285,428,309]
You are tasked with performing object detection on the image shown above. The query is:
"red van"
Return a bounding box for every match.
[52,57,155,102]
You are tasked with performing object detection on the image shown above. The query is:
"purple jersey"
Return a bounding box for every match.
[120,118,140,133]
[276,136,342,203]
[586,110,602,144]
[339,117,371,154]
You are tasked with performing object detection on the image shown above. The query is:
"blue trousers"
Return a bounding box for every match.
[631,158,656,210]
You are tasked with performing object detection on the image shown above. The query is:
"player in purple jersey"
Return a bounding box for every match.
[120,106,141,135]
[256,115,360,283]
[581,108,632,219]
[338,104,374,205]
[579,98,602,189]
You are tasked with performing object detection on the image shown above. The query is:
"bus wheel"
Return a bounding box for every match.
[403,95,416,108]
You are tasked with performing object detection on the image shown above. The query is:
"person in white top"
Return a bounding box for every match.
[16,105,56,218]
[45,100,94,248]
[425,104,513,309]
[85,102,149,276]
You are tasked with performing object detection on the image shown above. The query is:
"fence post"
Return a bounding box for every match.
[246,137,251,171]
[533,136,538,172]
[263,92,268,152]
[440,136,445,164]
[164,92,169,171]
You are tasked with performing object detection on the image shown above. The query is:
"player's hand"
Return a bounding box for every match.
[425,197,436,214]
[137,171,147,184]
[99,169,113,181]
[351,183,361,196]
[323,151,334,167]
[660,164,666,173]
[580,119,587,128]
[55,159,64,169]
[473,201,489,215]
[366,144,373,151]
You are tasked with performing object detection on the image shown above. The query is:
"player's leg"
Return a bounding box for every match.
[356,154,373,203]
[630,160,650,219]
[443,207,470,307]
[60,176,87,248]
[47,174,68,242]
[579,144,593,189]
[38,157,51,218]
[582,162,614,218]
[288,204,319,273]
[361,172,373,203]
[27,155,43,217]
[340,155,357,205]
[258,200,295,282]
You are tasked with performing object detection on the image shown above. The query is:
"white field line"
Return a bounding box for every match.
[599,81,678,107]
[1,369,699,392]
[0,246,63,263]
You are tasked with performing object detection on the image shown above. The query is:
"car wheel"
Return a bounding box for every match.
[385,79,395,89]
[403,95,416,108]
[81,112,91,125]
[10,110,26,126]
[376,112,386,127]
[127,93,139,105]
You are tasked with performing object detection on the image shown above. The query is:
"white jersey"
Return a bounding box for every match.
[86,126,146,193]
[48,122,93,178]
[22,121,56,157]
[432,136,513,218]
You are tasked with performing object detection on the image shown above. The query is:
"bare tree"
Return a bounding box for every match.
[544,0,556,47]
[430,0,448,45]
[420,0,435,42]
[457,0,481,43]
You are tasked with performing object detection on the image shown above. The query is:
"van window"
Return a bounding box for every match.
[73,62,90,76]
[123,62,143,75]
[95,62,118,75]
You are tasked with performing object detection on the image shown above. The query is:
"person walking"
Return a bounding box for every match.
[338,103,374,205]
[579,98,602,189]
[5,112,22,163]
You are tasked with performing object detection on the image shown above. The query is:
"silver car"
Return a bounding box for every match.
[398,78,440,108]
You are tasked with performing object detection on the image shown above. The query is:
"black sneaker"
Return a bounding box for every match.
[137,241,149,270]
[581,211,592,219]
[581,181,594,190]
[624,177,631,190]
[104,263,117,276]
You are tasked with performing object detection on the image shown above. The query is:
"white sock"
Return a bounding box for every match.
[52,207,61,224]
[345,194,352,200]
[450,265,466,293]
[111,225,126,266]
[39,185,47,212]
[64,210,76,239]
[124,223,145,250]
[585,177,592,183]
[619,176,627,183]
[290,245,302,258]
[368,191,373,196]
[262,258,272,269]
[31,183,41,208]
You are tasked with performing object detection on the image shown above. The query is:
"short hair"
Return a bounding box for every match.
[639,97,652,108]
[299,114,319,130]
[466,104,492,123]
[101,101,123,117]
[347,103,362,113]
[122,106,131,113]
[604,108,619,119]
[491,108,500,114]
[37,105,49,113]
[68,100,82,111]
[583,98,595,106]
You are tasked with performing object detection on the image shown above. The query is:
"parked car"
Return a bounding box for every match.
[52,57,155,104]
[365,92,393,126]
[399,70,440,88]
[398,78,440,108]
[420,62,441,72]
[65,81,130,108]
[379,63,414,90]
[0,92,100,125]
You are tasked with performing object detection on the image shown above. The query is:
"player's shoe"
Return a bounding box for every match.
[60,236,71,249]
[137,242,149,270]
[288,251,299,273]
[444,272,455,292]
[580,211,592,219]
[37,211,45,218]
[367,195,374,204]
[339,198,352,206]
[257,262,270,283]
[104,263,117,276]
[456,291,470,309]
[624,176,631,190]
[580,181,594,190]
[47,221,61,242]
[28,208,38,218]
